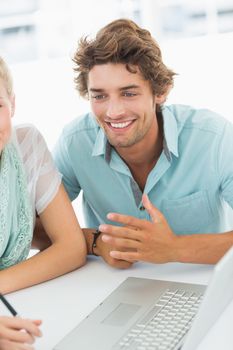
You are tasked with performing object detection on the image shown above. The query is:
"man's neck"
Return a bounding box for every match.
[116,115,163,164]
[115,117,163,191]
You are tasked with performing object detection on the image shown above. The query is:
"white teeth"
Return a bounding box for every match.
[110,121,132,128]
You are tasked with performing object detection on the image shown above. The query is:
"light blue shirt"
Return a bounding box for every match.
[53,104,233,235]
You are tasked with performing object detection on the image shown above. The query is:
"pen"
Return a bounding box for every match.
[0,293,18,316]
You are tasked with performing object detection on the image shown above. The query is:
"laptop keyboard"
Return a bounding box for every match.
[114,288,203,350]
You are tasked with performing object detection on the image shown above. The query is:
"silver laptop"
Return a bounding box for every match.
[54,246,233,350]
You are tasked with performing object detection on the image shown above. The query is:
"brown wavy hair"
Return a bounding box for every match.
[73,19,176,99]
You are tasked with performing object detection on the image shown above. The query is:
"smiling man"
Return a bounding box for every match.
[53,19,233,267]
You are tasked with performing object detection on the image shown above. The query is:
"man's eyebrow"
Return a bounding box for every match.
[120,85,140,91]
[89,85,140,92]
[89,88,105,92]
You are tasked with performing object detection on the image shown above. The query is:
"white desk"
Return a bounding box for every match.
[6,257,233,350]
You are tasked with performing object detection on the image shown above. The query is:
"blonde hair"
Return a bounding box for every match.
[0,56,14,96]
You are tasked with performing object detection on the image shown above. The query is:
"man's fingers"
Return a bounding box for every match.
[110,250,139,261]
[106,196,164,228]
[99,224,143,241]
[106,212,148,229]
[142,194,163,223]
[102,235,140,250]
[106,257,133,269]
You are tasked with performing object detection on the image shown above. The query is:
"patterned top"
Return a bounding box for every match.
[0,125,61,268]
[12,124,61,223]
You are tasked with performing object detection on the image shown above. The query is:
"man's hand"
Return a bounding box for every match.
[99,194,179,264]
[83,228,135,269]
[94,232,135,269]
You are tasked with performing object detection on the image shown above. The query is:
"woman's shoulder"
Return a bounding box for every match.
[14,124,44,145]
[13,124,49,162]
[14,124,49,153]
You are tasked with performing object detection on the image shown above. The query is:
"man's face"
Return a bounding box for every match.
[88,63,160,151]
[0,80,14,154]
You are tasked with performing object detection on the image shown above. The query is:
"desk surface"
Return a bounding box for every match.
[6,257,233,350]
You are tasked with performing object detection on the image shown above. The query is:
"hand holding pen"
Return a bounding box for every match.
[0,294,42,350]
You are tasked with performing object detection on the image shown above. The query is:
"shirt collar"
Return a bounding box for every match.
[161,105,179,158]
[92,106,179,161]
[92,128,111,162]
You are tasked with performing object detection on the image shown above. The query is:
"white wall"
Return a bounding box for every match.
[163,32,233,119]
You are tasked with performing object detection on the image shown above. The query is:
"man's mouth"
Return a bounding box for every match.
[106,120,135,129]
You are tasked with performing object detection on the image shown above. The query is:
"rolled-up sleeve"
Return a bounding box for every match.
[53,130,81,201]
[218,121,233,208]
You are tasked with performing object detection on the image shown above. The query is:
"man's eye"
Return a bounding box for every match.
[92,95,106,100]
[123,92,136,97]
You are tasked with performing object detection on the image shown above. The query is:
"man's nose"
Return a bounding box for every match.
[106,98,125,119]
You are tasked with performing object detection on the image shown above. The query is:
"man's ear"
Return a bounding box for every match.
[154,84,173,104]
[10,94,15,117]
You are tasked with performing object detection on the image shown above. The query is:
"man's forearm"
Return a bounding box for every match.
[176,231,233,264]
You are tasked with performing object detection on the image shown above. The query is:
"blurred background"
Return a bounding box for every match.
[0,0,233,148]
[1,0,233,224]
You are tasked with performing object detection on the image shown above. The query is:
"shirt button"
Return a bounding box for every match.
[139,205,145,211]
